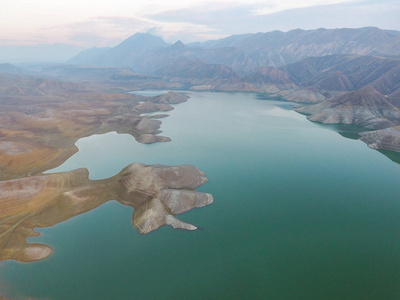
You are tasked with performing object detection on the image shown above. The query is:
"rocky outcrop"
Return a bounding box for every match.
[0,163,213,262]
[296,86,400,129]
[137,134,171,144]
[359,126,400,152]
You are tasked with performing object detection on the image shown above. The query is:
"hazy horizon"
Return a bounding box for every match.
[1,0,399,63]
[2,0,400,47]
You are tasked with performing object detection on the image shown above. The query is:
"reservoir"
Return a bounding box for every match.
[1,91,400,299]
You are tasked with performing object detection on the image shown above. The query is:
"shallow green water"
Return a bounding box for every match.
[1,91,400,299]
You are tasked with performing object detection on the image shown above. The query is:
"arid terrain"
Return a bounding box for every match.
[1,26,400,265]
[47,28,400,153]
[0,75,213,263]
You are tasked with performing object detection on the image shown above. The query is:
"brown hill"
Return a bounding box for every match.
[296,86,400,129]
[242,66,292,85]
[282,54,400,96]
[360,126,400,152]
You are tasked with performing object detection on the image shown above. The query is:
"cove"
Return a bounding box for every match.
[1,91,400,299]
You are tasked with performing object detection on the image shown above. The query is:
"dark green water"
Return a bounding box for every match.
[1,91,400,299]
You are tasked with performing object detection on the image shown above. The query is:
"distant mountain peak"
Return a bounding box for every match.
[173,40,185,48]
[117,32,167,49]
[69,27,400,77]
[102,32,168,65]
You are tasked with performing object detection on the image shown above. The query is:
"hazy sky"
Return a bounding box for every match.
[1,0,399,47]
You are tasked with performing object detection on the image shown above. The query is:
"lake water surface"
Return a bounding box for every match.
[1,91,400,299]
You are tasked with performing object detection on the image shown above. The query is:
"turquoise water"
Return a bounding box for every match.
[1,91,400,299]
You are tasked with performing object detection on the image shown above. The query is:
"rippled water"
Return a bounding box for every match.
[1,91,400,299]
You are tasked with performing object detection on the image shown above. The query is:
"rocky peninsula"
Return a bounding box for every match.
[0,74,213,263]
[0,72,189,180]
[0,163,213,262]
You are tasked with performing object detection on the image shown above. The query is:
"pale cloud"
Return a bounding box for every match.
[0,0,399,47]
[150,0,400,36]
[40,16,221,47]
[250,0,400,32]
[42,17,156,47]
[150,21,223,43]
[252,0,357,15]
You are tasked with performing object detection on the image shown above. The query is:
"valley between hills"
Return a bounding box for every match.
[1,26,400,263]
[24,26,400,153]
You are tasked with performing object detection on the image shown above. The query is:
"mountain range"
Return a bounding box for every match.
[67,27,400,97]
[7,27,400,154]
[70,27,400,75]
